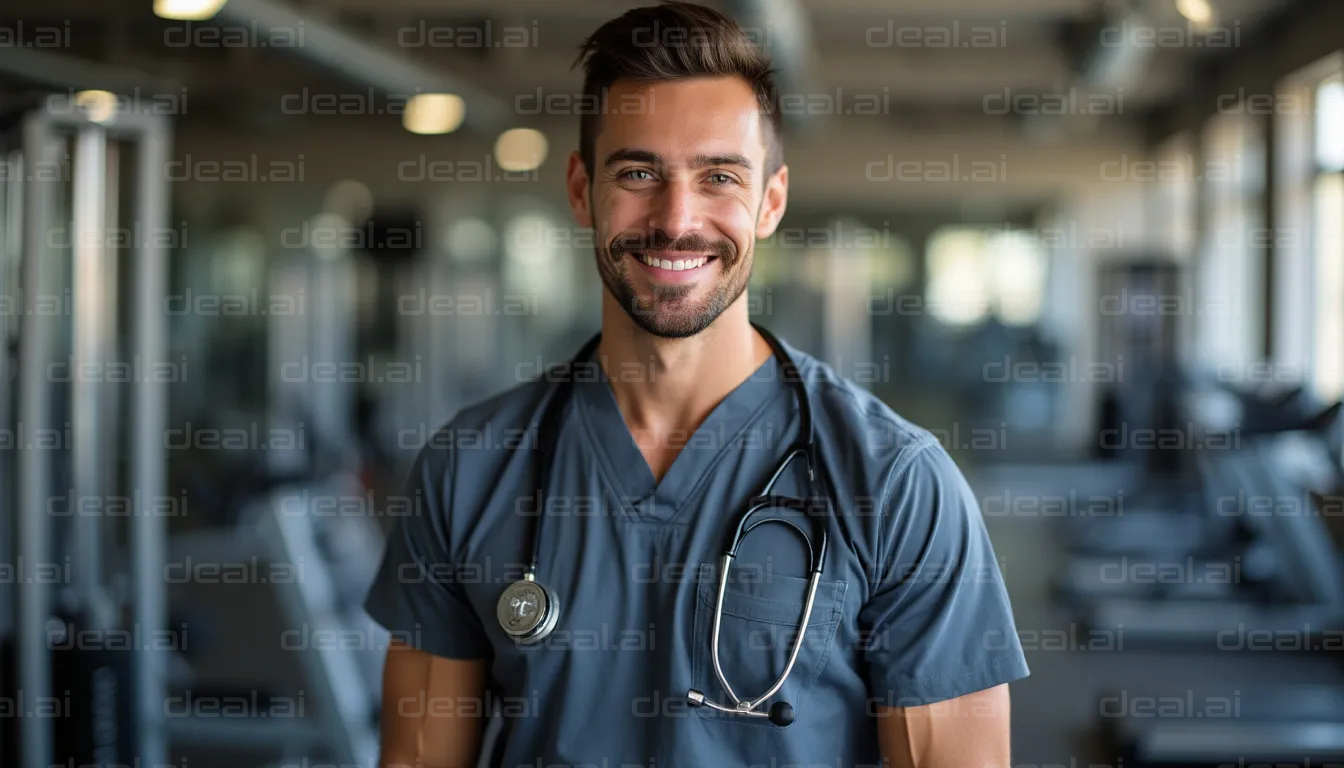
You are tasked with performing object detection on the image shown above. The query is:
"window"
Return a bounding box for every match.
[1312,76,1344,400]
[927,228,990,326]
[1154,133,1197,259]
[1195,111,1265,373]
[1277,56,1344,400]
[925,225,1047,328]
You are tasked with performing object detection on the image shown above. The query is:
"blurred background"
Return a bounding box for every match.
[1,0,1343,766]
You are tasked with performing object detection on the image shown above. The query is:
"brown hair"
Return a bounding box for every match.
[573,1,783,181]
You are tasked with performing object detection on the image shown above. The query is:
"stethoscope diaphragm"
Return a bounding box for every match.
[497,577,559,643]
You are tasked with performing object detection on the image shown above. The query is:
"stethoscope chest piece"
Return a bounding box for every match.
[495,324,830,726]
[497,576,559,643]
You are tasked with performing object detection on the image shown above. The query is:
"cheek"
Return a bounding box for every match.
[714,206,757,253]
[598,193,650,236]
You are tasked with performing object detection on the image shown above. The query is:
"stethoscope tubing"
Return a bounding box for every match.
[525,324,827,580]
[514,324,834,726]
[708,552,824,712]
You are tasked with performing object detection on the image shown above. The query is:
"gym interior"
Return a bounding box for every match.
[2,0,1343,765]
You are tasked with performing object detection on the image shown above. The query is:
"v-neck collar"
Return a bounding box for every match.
[573,348,788,520]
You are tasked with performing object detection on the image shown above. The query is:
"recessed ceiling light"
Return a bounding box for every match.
[154,0,228,21]
[495,128,548,172]
[1176,0,1216,26]
[403,94,466,135]
[74,90,117,123]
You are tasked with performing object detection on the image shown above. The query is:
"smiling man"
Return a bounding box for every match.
[365,3,1028,767]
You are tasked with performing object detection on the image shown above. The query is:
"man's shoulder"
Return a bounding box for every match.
[414,375,557,463]
[788,345,939,463]
[455,376,556,431]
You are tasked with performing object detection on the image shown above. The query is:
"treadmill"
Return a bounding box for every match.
[1057,391,1343,629]
[1059,386,1337,563]
[1099,433,1344,766]
[1082,431,1344,645]
[1104,686,1344,767]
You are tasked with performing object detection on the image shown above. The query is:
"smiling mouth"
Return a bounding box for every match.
[629,252,716,272]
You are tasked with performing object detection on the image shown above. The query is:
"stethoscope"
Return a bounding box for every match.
[495,324,832,728]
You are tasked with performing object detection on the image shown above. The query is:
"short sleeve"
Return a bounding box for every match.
[859,440,1029,706]
[363,445,492,660]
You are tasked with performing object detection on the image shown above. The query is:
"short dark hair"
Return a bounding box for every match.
[573,1,783,181]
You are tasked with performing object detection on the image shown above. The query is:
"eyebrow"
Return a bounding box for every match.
[603,148,754,172]
[692,153,753,171]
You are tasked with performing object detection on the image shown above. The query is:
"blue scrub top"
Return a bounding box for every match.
[365,337,1029,767]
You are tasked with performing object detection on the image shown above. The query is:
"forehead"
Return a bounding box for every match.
[597,76,767,165]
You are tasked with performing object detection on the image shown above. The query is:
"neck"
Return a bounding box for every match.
[597,293,773,437]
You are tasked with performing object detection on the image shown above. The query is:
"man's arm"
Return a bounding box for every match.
[379,639,489,768]
[860,441,1027,768]
[875,684,1012,768]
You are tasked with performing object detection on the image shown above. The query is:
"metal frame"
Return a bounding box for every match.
[0,134,23,767]
[262,489,380,766]
[12,94,171,768]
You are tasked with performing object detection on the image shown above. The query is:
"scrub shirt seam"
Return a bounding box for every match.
[666,384,792,524]
[573,387,646,520]
[695,578,848,624]
[572,378,789,523]
[803,581,847,688]
[812,377,915,435]
[871,436,943,596]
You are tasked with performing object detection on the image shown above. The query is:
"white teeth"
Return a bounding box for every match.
[636,254,710,270]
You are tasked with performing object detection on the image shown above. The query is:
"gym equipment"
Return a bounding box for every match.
[1082,432,1344,644]
[1085,403,1344,763]
[163,480,382,766]
[1055,383,1344,629]
[150,212,384,765]
[1093,259,1181,470]
[1062,380,1335,559]
[0,97,171,768]
[1103,685,1344,766]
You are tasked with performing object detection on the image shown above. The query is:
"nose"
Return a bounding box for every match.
[648,176,701,243]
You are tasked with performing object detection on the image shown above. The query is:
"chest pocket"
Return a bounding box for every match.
[690,572,847,726]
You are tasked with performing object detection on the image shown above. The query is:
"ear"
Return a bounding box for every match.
[755,164,789,239]
[566,151,593,228]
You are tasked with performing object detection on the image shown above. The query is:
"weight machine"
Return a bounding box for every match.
[0,95,171,767]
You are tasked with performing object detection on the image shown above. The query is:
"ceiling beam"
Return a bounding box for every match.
[0,45,179,93]
[215,0,512,135]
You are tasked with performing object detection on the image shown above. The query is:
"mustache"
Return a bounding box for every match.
[609,231,737,262]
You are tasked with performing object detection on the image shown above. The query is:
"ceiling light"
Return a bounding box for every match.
[495,128,548,172]
[154,0,228,21]
[1176,0,1216,26]
[74,90,117,123]
[403,94,465,135]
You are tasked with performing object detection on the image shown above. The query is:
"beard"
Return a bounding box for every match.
[597,228,752,339]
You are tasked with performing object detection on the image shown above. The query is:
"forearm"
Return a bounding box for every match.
[379,642,487,768]
[876,684,1013,768]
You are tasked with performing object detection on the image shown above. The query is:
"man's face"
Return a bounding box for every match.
[567,76,788,338]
